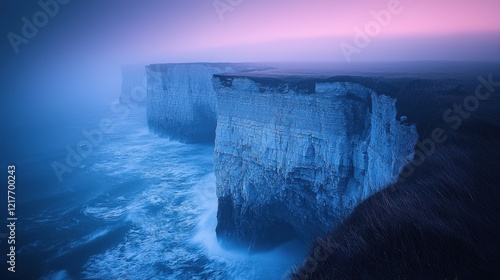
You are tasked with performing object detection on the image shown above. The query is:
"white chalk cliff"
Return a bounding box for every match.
[146,63,229,142]
[212,75,418,248]
[144,64,419,249]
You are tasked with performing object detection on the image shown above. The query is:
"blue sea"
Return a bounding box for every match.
[1,103,306,280]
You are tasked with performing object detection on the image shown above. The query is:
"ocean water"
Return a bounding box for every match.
[2,105,306,280]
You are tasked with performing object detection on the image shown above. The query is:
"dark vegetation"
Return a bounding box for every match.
[291,76,500,279]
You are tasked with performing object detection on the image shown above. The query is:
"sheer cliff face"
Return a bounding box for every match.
[121,65,147,106]
[213,76,418,249]
[146,64,228,143]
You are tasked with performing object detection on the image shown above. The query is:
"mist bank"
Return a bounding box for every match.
[120,65,147,106]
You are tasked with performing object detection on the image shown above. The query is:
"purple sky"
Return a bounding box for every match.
[1,0,499,102]
[3,0,500,63]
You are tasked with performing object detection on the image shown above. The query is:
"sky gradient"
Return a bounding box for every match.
[2,0,500,63]
[1,0,499,103]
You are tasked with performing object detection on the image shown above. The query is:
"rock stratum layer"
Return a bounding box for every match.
[146,63,259,143]
[212,75,419,249]
[146,63,226,143]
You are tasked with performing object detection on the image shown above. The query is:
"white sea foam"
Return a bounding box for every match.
[29,108,304,279]
[191,173,307,279]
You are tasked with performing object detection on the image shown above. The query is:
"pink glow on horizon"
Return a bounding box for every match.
[170,0,500,52]
[20,0,500,63]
